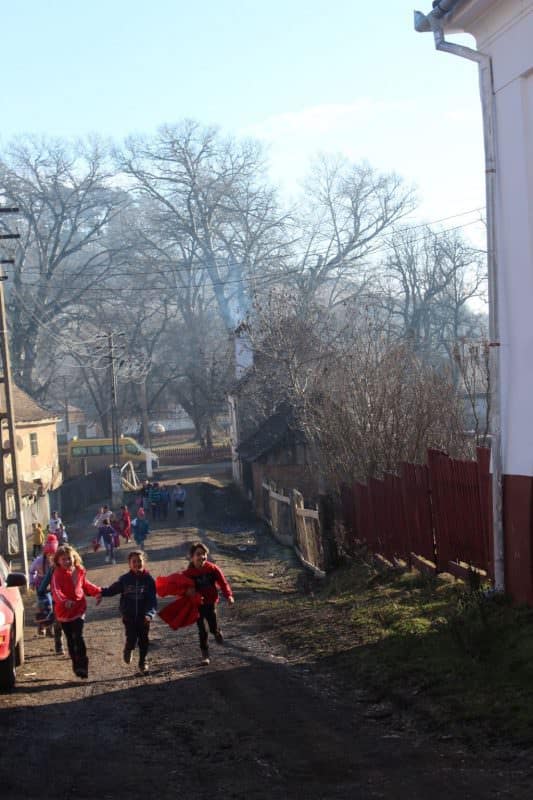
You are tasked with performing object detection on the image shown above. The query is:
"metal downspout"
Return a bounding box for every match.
[428,18,504,591]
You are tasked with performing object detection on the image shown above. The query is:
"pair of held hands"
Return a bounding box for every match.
[62,589,235,621]
[63,594,151,622]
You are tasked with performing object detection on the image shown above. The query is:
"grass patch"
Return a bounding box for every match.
[228,567,287,593]
[241,560,533,743]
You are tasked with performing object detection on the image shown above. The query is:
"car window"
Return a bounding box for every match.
[71,446,88,456]
[125,444,141,455]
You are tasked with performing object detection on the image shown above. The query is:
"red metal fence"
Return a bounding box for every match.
[341,447,493,578]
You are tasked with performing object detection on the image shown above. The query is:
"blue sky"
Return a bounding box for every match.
[4,0,485,229]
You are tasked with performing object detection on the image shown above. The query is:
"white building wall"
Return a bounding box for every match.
[457,1,533,475]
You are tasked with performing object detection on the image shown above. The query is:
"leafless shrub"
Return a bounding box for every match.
[248,299,470,491]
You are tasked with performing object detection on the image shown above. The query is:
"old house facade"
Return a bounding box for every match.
[237,405,319,513]
[7,387,62,529]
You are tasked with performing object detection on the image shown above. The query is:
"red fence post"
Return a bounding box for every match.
[427,449,454,572]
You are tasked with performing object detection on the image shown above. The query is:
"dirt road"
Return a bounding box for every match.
[0,472,526,799]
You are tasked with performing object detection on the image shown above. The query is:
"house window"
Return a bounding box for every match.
[30,432,39,456]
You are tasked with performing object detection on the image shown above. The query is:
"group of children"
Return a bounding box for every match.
[33,539,234,679]
[136,481,187,521]
[31,511,69,557]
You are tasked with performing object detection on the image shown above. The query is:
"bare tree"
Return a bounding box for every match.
[246,298,468,490]
[117,120,289,329]
[311,335,469,487]
[284,155,415,313]
[0,136,129,395]
[378,226,487,358]
[452,339,491,446]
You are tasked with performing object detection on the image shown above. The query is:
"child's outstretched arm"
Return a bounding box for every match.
[83,575,102,598]
[96,577,124,604]
[214,565,234,603]
[98,578,124,600]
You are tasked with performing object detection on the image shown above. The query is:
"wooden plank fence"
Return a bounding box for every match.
[341,447,492,579]
[261,482,326,577]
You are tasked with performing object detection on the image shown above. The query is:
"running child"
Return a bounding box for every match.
[97,550,156,675]
[36,569,66,656]
[32,522,44,557]
[98,518,116,563]
[132,508,149,549]
[50,545,101,679]
[30,534,62,648]
[182,542,234,666]
[172,483,186,517]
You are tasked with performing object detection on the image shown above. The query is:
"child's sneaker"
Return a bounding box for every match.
[73,656,89,679]
[75,668,88,679]
[139,660,149,675]
[214,630,224,645]
[123,647,133,664]
[55,645,65,656]
[201,648,210,666]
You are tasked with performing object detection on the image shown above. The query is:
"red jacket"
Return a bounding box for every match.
[156,573,201,630]
[182,561,233,605]
[50,566,101,622]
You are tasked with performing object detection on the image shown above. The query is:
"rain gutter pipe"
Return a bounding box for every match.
[414,6,505,591]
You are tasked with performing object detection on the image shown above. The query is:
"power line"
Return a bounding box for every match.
[0,206,486,283]
[3,215,486,293]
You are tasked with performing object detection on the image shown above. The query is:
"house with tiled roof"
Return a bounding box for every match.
[0,384,62,527]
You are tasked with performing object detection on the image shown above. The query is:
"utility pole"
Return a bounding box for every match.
[96,330,125,508]
[139,379,152,451]
[0,207,27,578]
[63,375,70,439]
[107,331,120,467]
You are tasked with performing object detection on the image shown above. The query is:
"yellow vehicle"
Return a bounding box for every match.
[65,436,158,477]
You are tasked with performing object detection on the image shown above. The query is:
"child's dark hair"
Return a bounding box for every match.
[128,550,146,562]
[189,541,209,557]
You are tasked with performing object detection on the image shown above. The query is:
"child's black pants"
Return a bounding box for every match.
[197,604,218,653]
[123,616,150,659]
[61,618,87,670]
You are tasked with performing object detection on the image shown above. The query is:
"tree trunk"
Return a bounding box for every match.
[139,382,152,450]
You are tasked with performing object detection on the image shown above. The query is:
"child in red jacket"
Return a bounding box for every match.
[50,545,101,679]
[182,541,234,666]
